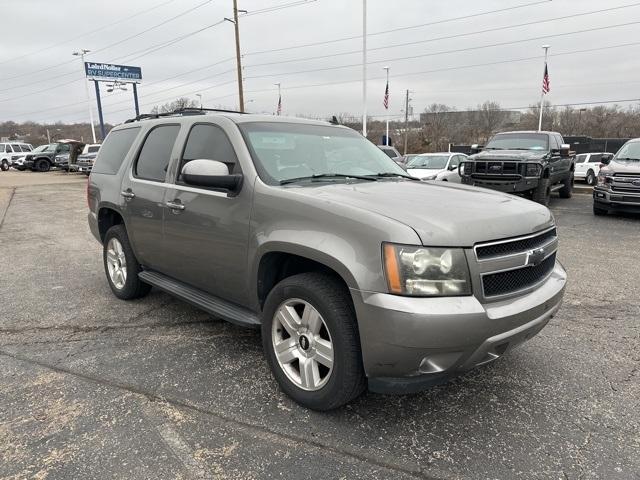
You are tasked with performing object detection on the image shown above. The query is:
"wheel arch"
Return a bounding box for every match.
[253,244,358,310]
[97,206,125,242]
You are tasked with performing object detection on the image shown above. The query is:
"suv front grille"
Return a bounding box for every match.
[475,228,557,260]
[483,253,556,297]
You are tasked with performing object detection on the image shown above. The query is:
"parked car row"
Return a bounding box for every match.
[2,141,100,174]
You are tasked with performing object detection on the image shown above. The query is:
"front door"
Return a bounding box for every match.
[161,122,252,306]
[121,124,181,270]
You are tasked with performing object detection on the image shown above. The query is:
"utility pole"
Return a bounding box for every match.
[384,66,390,146]
[230,0,245,112]
[72,49,97,143]
[362,0,367,137]
[537,44,550,132]
[403,89,411,155]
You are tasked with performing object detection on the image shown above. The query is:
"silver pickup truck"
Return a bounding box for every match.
[593,138,640,215]
[87,109,567,410]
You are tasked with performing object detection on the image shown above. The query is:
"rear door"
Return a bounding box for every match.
[120,124,181,270]
[161,121,252,305]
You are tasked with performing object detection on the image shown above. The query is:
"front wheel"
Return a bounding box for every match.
[559,173,574,199]
[593,204,608,216]
[262,272,366,410]
[0,160,8,171]
[532,177,551,205]
[585,170,596,186]
[103,225,151,300]
[35,159,50,172]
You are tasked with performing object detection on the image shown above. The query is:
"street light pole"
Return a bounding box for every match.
[73,49,97,143]
[362,0,367,137]
[537,44,550,132]
[403,89,410,155]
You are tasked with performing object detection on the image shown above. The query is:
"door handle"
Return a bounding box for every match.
[120,190,135,199]
[165,201,185,211]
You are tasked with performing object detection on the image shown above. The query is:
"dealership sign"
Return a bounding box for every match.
[84,62,142,83]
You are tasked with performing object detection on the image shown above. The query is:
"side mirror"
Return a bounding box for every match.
[560,144,570,158]
[181,159,242,192]
[448,164,457,171]
[600,153,612,165]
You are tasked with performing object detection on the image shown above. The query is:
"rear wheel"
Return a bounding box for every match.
[0,160,8,171]
[262,272,366,410]
[559,173,574,199]
[585,169,596,186]
[532,176,551,205]
[35,159,50,172]
[103,225,151,300]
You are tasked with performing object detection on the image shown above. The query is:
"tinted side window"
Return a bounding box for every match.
[449,156,460,167]
[181,124,238,176]
[0,145,5,153]
[93,127,140,175]
[549,135,559,151]
[589,154,602,163]
[576,154,587,163]
[135,125,180,182]
[4,145,12,153]
[87,146,100,153]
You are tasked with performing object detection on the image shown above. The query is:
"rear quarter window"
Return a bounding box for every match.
[92,127,140,175]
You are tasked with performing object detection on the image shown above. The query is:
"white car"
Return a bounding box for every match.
[406,152,467,181]
[574,152,608,186]
[1,142,33,171]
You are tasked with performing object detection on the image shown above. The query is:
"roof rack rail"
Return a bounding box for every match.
[124,107,246,123]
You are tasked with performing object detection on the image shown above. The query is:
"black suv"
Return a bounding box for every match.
[460,131,575,205]
[23,142,71,172]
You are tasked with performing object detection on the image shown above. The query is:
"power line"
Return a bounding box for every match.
[243,0,552,56]
[244,19,640,80]
[245,2,640,69]
[89,0,214,57]
[0,0,179,67]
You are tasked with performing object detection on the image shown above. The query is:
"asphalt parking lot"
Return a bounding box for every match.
[0,171,638,480]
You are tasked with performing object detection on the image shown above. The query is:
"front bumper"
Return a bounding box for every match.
[351,261,566,393]
[594,187,640,213]
[461,176,540,193]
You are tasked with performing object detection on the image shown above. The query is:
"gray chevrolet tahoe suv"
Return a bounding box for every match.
[87,109,567,410]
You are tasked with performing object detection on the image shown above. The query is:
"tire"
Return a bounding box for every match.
[262,272,366,410]
[593,204,608,216]
[532,176,551,205]
[35,159,50,172]
[0,160,8,172]
[103,225,151,300]
[585,170,596,186]
[559,173,574,199]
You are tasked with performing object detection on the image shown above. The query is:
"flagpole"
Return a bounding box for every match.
[538,45,550,132]
[384,66,389,146]
[362,0,367,137]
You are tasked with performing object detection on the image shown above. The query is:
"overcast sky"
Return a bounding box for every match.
[1,0,639,126]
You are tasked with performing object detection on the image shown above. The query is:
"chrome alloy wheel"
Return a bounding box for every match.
[272,299,334,391]
[106,238,127,289]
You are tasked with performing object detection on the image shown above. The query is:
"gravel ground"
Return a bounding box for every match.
[0,173,638,480]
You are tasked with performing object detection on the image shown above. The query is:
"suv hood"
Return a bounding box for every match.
[406,167,444,178]
[471,149,547,161]
[602,159,640,174]
[289,180,554,246]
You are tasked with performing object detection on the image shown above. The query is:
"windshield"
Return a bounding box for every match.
[614,141,640,160]
[485,133,548,151]
[239,122,407,184]
[407,155,449,169]
[32,144,57,153]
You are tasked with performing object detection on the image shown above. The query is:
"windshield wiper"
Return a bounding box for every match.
[279,173,378,185]
[366,172,419,180]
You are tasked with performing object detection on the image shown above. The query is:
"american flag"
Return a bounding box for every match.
[542,63,550,94]
[276,94,281,115]
[383,81,389,109]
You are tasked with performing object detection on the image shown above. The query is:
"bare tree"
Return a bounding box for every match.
[150,97,199,114]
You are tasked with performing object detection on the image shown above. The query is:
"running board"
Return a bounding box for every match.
[550,184,564,192]
[139,270,260,329]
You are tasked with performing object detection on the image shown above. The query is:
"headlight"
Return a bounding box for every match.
[597,173,609,186]
[383,243,471,297]
[525,163,541,176]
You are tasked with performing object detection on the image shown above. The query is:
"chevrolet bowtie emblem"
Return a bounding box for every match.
[527,247,546,267]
